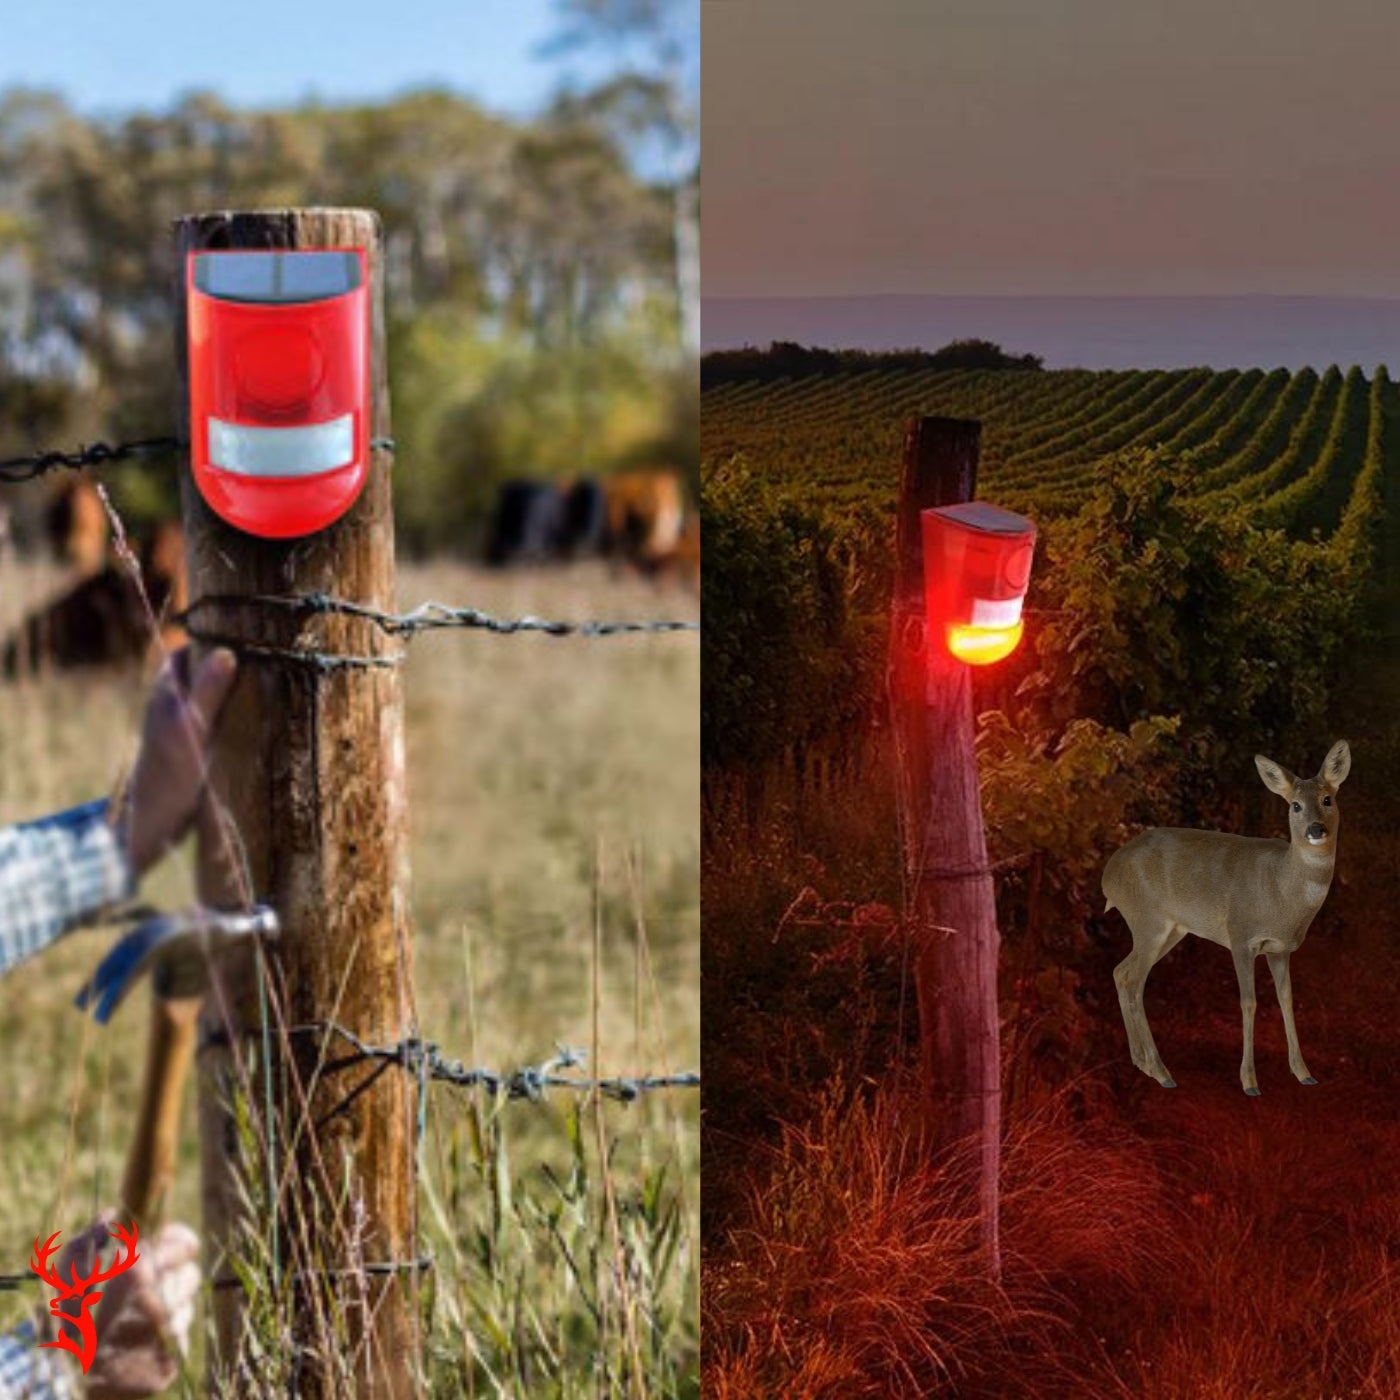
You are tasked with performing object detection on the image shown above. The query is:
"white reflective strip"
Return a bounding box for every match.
[969,596,1023,627]
[208,415,354,478]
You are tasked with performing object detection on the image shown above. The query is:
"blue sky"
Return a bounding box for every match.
[0,0,627,118]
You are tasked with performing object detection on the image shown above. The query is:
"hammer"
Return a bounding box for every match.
[75,905,278,1224]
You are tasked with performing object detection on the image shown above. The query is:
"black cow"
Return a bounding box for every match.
[486,481,565,566]
[556,479,608,559]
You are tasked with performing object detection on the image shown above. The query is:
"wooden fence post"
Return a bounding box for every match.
[174,209,420,1398]
[887,416,1002,1279]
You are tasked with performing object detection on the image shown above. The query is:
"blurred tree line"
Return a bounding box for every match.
[701,338,1044,389]
[0,0,698,552]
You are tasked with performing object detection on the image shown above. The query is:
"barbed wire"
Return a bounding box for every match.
[179,593,700,659]
[0,438,183,484]
[287,1022,699,1117]
[227,592,701,638]
[0,438,400,485]
[2,441,699,648]
[0,1029,700,1292]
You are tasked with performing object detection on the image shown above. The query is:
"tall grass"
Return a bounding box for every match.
[704,1073,1179,1400]
[0,554,699,1397]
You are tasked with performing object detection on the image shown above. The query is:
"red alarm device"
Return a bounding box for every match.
[187,248,370,538]
[921,501,1037,666]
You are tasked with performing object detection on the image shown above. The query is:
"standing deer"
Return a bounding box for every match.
[1103,740,1350,1095]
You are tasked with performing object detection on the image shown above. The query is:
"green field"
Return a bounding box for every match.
[703,364,1392,538]
[700,362,1395,783]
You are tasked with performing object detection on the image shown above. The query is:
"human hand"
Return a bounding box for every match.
[110,647,237,877]
[49,1217,200,1399]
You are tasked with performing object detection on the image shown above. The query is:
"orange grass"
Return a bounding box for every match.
[706,1022,1400,1398]
[704,1077,1183,1399]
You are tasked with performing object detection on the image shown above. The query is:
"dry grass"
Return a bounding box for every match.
[0,552,698,1397]
[704,1074,1182,1400]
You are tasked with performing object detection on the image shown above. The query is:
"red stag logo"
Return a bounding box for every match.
[30,1223,140,1373]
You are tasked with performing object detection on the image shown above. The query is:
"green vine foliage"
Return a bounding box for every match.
[1018,447,1356,800]
[978,713,1182,897]
[705,440,1368,789]
[701,457,887,771]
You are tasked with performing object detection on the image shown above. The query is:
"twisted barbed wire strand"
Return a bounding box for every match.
[0,437,396,484]
[0,438,182,484]
[179,592,699,643]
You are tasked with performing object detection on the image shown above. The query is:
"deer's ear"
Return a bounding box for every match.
[1319,740,1351,788]
[1255,754,1297,797]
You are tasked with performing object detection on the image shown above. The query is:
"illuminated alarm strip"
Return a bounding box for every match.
[968,596,1024,628]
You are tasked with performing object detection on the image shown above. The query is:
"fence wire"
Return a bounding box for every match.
[0,438,182,483]
[0,1031,699,1293]
[3,439,701,644]
[290,1022,699,1115]
[180,593,700,655]
[0,436,397,483]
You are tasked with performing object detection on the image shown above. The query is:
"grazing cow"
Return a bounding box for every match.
[556,478,609,559]
[2,520,187,677]
[631,512,700,591]
[486,480,566,566]
[46,478,110,576]
[603,469,686,574]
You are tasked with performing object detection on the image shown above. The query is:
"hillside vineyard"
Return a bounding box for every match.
[702,365,1394,538]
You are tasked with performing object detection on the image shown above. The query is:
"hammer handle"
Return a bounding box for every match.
[120,991,202,1227]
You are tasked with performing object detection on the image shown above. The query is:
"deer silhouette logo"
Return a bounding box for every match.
[30,1222,141,1373]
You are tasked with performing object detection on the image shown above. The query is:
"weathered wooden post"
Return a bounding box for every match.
[174,209,420,1397]
[887,416,1002,1279]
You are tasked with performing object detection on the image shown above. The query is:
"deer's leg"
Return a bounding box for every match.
[1114,918,1182,1087]
[1267,951,1316,1084]
[1112,927,1157,1075]
[1233,945,1260,1095]
[1113,947,1150,1073]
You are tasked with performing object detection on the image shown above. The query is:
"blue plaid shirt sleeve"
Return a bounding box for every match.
[0,1319,75,1399]
[0,799,135,978]
[0,801,131,1395]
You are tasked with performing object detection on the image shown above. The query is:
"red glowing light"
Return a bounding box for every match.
[923,503,1036,667]
[947,620,1025,666]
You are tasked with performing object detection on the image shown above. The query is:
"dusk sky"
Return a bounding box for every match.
[704,0,1400,300]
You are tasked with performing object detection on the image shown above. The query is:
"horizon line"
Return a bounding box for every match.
[703,290,1400,306]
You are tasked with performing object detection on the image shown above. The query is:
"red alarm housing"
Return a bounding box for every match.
[922,502,1037,666]
[188,248,370,538]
